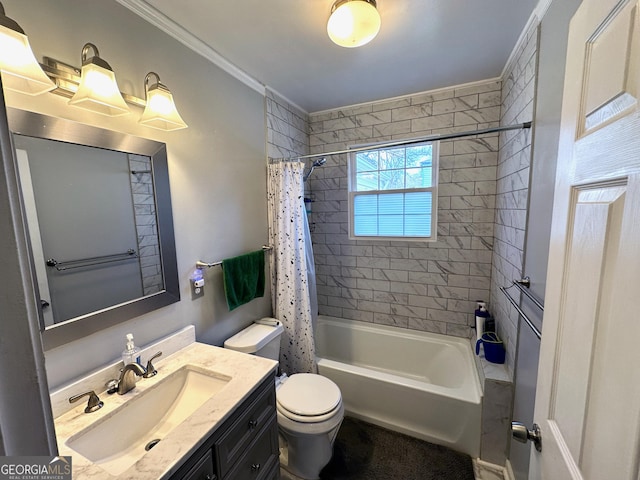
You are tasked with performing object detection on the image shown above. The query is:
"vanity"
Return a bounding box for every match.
[171,374,278,480]
[53,342,279,480]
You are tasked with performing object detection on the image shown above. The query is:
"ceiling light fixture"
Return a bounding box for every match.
[139,72,187,131]
[327,0,381,48]
[68,43,130,116]
[0,2,55,95]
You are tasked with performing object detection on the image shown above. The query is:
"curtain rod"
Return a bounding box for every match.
[271,121,532,163]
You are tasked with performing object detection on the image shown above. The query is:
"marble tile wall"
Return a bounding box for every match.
[128,153,162,296]
[266,89,309,159]
[490,23,539,378]
[307,81,502,337]
[473,335,515,467]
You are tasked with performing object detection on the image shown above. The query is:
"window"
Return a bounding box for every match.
[348,141,438,240]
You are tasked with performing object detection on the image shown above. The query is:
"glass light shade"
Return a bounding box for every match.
[327,0,381,48]
[68,62,130,116]
[139,84,187,131]
[0,25,55,95]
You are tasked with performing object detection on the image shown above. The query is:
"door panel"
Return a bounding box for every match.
[551,185,624,463]
[532,0,640,478]
[581,1,638,133]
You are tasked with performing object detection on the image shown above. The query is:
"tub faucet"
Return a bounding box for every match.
[111,363,146,395]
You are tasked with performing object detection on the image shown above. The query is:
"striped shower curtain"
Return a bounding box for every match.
[267,161,317,374]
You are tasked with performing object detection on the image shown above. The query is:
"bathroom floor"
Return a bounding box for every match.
[317,417,475,480]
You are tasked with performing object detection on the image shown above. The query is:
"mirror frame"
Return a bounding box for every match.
[8,108,180,350]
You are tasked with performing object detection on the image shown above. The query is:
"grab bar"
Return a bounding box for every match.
[196,245,273,269]
[500,281,543,340]
[46,249,138,271]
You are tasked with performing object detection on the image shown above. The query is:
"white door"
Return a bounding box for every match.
[530,0,640,478]
[15,149,55,327]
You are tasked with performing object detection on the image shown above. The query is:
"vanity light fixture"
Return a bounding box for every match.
[0,2,55,95]
[139,72,187,131]
[0,4,186,129]
[327,0,381,48]
[68,43,130,117]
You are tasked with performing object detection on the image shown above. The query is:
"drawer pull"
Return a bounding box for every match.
[248,419,258,429]
[251,463,261,472]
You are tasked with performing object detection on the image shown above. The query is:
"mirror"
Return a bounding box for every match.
[8,108,180,350]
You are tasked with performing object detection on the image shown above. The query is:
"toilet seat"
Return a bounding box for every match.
[276,374,342,423]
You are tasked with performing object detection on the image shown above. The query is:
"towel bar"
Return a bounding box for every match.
[196,245,272,269]
[500,281,543,340]
[46,249,137,271]
[512,277,544,311]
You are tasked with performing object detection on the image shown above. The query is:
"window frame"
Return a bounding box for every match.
[347,140,439,242]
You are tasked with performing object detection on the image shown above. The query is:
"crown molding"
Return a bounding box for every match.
[115,0,265,95]
[500,0,553,79]
[309,76,502,116]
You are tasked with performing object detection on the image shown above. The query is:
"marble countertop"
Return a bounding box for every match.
[54,342,278,480]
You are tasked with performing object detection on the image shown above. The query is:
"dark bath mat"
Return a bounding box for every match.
[320,417,475,480]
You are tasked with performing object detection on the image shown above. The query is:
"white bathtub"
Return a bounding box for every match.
[315,315,482,457]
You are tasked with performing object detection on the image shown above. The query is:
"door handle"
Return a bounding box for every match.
[511,422,542,452]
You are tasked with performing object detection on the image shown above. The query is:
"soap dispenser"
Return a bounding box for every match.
[122,333,141,366]
[474,301,490,342]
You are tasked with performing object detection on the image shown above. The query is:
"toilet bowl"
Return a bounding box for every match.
[276,373,344,479]
[224,319,344,479]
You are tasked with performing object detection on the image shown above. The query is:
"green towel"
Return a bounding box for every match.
[222,250,265,311]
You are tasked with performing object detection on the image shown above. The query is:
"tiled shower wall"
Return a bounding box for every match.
[490,24,539,376]
[307,82,503,337]
[128,154,162,296]
[266,89,309,159]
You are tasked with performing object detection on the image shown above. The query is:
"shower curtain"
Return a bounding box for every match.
[267,161,317,374]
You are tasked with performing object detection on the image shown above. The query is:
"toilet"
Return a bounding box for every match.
[224,318,344,480]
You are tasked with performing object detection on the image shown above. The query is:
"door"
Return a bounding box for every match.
[530,0,640,478]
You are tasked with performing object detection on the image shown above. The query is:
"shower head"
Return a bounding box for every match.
[303,157,327,182]
[313,157,327,167]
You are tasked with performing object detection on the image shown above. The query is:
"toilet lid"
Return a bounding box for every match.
[223,320,283,353]
[277,374,341,417]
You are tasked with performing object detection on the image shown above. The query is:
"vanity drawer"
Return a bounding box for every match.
[215,378,276,476]
[223,415,278,480]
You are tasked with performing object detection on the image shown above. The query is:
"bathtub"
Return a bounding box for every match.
[315,315,482,457]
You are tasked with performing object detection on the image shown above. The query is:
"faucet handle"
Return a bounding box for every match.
[69,390,104,413]
[143,351,162,378]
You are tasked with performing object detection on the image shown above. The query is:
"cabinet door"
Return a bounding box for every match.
[177,450,216,480]
[215,381,275,476]
[224,417,279,480]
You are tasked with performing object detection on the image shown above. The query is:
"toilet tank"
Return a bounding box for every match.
[224,318,283,361]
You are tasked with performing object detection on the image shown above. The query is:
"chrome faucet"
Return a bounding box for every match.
[143,351,162,378]
[111,362,146,395]
[69,390,103,413]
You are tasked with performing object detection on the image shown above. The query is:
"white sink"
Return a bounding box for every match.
[66,365,231,476]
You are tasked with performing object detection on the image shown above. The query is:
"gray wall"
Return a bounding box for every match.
[0,80,57,455]
[2,0,270,390]
[508,1,582,478]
